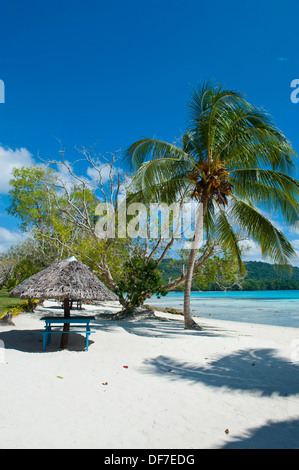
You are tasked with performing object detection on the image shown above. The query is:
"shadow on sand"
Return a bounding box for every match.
[221,418,299,449]
[0,328,94,353]
[0,314,231,353]
[92,316,228,339]
[142,349,299,396]
[142,350,299,448]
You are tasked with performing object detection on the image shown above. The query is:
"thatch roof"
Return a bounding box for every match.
[9,256,118,302]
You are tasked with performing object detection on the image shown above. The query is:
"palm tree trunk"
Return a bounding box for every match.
[184,199,207,329]
[60,298,70,348]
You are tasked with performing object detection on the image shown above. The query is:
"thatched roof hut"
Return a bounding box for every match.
[10,256,118,348]
[9,256,118,302]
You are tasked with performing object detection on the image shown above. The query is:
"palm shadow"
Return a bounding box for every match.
[222,418,299,449]
[93,316,227,338]
[142,349,299,397]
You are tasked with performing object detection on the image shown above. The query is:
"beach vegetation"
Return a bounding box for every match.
[0,297,39,320]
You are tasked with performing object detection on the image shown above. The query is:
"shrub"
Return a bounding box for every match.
[115,256,167,313]
[0,298,39,320]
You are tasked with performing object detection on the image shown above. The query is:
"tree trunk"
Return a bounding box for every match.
[60,298,70,348]
[184,199,207,329]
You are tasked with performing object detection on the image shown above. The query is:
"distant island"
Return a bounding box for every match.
[158,259,299,291]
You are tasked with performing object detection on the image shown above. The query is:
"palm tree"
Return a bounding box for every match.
[124,82,299,329]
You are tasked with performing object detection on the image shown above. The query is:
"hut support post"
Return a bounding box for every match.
[60,298,71,348]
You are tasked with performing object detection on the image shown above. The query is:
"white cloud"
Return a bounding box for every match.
[240,238,299,267]
[240,239,263,262]
[86,166,101,182]
[0,227,27,253]
[0,146,35,194]
[258,208,285,232]
[291,239,299,249]
[289,224,299,235]
[290,239,299,266]
[86,164,118,185]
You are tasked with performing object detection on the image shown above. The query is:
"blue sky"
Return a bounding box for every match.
[0,0,298,262]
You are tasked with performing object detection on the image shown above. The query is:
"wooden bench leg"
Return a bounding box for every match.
[47,326,52,345]
[41,329,94,351]
[43,333,47,351]
[86,332,90,351]
[43,326,52,351]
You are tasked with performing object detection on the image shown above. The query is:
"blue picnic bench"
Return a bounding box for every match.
[40,316,96,351]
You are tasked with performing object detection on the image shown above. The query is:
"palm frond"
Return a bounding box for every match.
[230,176,299,226]
[188,83,248,161]
[230,196,296,264]
[127,157,193,204]
[123,138,191,170]
[214,203,245,273]
[231,168,299,196]
[221,124,296,172]
[188,84,296,173]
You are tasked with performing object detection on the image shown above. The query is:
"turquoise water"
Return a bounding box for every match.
[146,290,299,328]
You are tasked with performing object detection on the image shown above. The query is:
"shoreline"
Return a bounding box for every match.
[1,300,299,449]
[152,289,299,293]
[146,290,299,329]
[169,289,299,292]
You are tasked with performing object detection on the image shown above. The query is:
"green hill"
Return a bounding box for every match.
[158,259,299,291]
[244,261,299,280]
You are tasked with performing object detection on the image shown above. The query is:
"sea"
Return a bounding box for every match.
[146,290,299,328]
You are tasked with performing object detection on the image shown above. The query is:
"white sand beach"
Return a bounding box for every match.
[1,300,299,449]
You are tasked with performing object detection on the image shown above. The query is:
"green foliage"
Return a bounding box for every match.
[6,299,39,315]
[7,166,57,232]
[7,165,99,251]
[0,237,59,291]
[244,261,299,280]
[74,236,132,286]
[115,256,167,312]
[241,279,299,290]
[194,251,246,291]
[5,258,44,289]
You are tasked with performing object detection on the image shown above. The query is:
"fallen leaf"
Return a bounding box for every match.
[57,376,63,379]
[123,365,128,369]
[225,429,229,435]
[102,382,108,385]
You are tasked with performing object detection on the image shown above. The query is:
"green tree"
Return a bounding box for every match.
[124,82,299,328]
[115,256,167,313]
[194,250,246,291]
[7,166,57,234]
[5,258,42,289]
